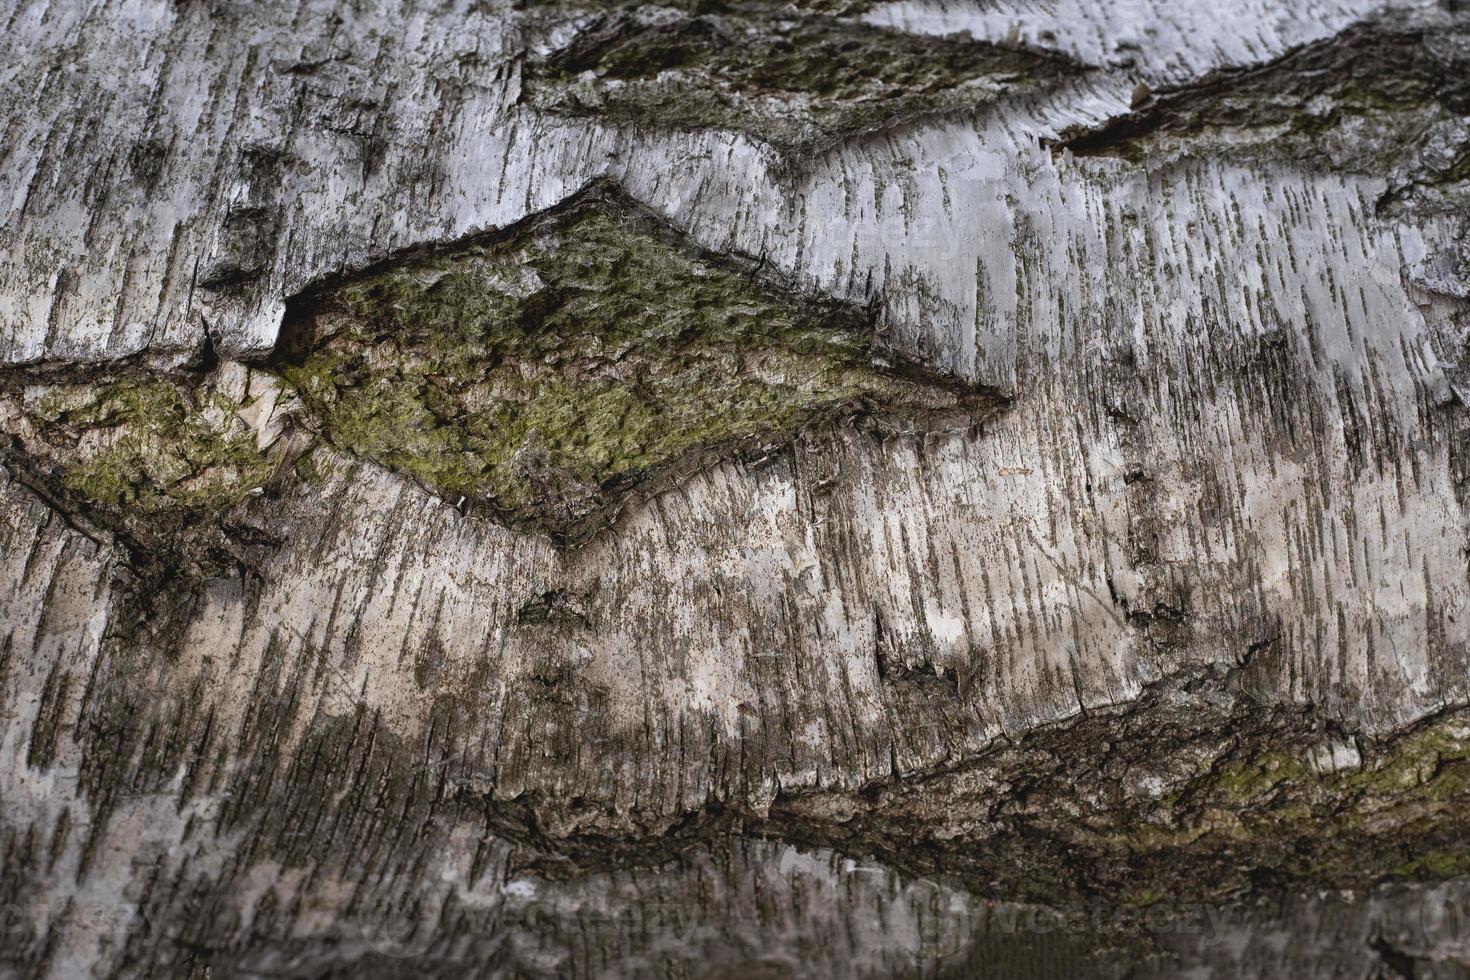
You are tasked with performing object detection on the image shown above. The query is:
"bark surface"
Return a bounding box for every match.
[2,0,1469,977]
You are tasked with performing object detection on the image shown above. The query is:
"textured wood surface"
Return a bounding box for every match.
[2,0,1468,976]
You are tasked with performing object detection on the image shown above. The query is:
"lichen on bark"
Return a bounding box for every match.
[274,187,995,543]
[38,380,268,514]
[521,3,1082,158]
[0,369,286,577]
[4,1,1470,977]
[759,674,1470,910]
[1060,17,1470,212]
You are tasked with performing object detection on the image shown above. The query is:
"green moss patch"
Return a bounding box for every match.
[0,375,280,578]
[762,689,1470,909]
[521,7,1080,157]
[1063,22,1470,186]
[1113,714,1470,895]
[35,380,270,516]
[275,192,988,543]
[1183,717,1470,814]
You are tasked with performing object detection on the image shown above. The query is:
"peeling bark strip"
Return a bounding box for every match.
[1,0,1470,978]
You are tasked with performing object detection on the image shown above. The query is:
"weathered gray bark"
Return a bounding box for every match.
[1,0,1469,977]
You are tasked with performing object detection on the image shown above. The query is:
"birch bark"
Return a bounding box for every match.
[1,0,1468,976]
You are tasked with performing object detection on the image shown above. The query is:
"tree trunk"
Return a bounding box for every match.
[2,0,1468,976]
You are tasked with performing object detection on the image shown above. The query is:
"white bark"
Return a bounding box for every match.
[1,0,1468,976]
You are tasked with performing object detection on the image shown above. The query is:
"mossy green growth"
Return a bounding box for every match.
[1066,26,1469,181]
[523,10,1077,156]
[1391,849,1470,878]
[1138,716,1470,889]
[51,380,270,515]
[1185,719,1470,813]
[1338,719,1470,803]
[1200,751,1309,805]
[277,199,982,541]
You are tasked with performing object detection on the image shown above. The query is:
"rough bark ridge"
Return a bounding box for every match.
[1,0,1469,977]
